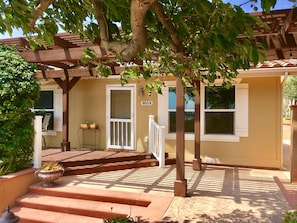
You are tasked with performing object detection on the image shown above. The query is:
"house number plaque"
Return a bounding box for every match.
[141,100,153,106]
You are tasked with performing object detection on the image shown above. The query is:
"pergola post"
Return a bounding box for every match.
[174,77,187,197]
[290,105,297,183]
[54,70,80,152]
[193,81,202,170]
[61,70,70,151]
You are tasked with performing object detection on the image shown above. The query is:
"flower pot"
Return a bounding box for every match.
[80,123,89,129]
[89,123,98,129]
[35,168,64,187]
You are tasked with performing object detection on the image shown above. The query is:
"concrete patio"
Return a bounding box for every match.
[11,123,296,222]
[55,163,296,222]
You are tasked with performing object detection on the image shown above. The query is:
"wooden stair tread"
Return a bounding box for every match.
[65,159,155,169]
[63,159,158,175]
[12,206,104,223]
[60,152,153,167]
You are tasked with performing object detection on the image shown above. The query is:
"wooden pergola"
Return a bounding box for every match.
[1,8,297,196]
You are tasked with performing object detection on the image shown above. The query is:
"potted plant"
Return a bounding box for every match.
[80,120,90,129]
[35,161,64,187]
[89,122,98,129]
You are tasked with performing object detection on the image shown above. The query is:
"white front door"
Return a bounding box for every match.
[106,85,135,150]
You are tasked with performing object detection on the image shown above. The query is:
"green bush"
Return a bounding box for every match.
[283,210,297,223]
[104,216,135,223]
[0,45,40,175]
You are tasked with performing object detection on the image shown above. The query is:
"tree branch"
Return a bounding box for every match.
[29,0,55,30]
[151,1,184,55]
[90,0,109,42]
[119,0,156,61]
[92,0,155,62]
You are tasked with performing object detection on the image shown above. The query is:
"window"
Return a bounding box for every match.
[34,91,54,130]
[168,87,195,133]
[32,87,63,133]
[158,81,195,140]
[201,83,248,142]
[158,81,248,142]
[204,86,235,135]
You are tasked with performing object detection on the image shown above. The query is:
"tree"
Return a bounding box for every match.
[0,45,40,175]
[284,76,297,104]
[283,76,297,118]
[0,0,287,90]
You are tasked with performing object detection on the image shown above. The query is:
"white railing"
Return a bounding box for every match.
[148,115,166,168]
[109,118,133,149]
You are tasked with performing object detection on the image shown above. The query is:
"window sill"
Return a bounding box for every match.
[166,133,240,142]
[42,130,57,136]
[166,133,194,141]
[201,134,240,142]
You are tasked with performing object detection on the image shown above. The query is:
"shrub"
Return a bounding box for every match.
[104,216,135,223]
[0,45,40,175]
[283,210,297,223]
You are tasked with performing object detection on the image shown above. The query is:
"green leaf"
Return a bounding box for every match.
[252,47,259,66]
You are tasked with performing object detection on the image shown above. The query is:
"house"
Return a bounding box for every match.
[34,66,293,170]
[1,9,297,172]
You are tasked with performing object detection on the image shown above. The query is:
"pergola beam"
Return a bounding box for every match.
[20,46,104,64]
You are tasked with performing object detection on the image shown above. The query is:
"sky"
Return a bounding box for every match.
[225,0,296,12]
[0,0,296,39]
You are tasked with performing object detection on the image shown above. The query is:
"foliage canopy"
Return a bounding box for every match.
[0,45,40,175]
[284,76,297,103]
[0,0,292,90]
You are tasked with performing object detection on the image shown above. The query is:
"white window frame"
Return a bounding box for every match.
[201,82,249,142]
[158,81,195,140]
[158,80,248,142]
[32,86,62,135]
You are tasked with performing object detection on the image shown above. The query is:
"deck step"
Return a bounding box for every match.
[12,184,173,223]
[41,149,175,176]
[60,152,154,168]
[63,158,159,176]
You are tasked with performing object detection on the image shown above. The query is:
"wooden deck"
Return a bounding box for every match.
[41,148,174,176]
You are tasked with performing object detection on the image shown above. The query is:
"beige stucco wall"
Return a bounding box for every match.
[164,76,282,169]
[42,75,282,169]
[43,78,158,151]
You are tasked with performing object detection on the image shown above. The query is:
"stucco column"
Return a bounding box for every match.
[33,116,42,168]
[290,105,297,183]
[174,77,187,197]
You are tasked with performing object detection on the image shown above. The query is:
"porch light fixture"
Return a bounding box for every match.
[139,87,144,96]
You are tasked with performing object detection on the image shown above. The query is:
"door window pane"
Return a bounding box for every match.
[111,90,131,119]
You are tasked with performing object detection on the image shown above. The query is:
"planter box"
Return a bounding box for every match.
[0,168,37,213]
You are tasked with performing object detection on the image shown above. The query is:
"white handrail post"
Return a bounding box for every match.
[33,115,43,168]
[148,115,154,153]
[159,126,166,168]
